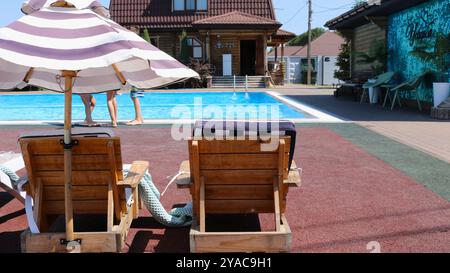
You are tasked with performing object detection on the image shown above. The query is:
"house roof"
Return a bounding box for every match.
[110,0,277,30]
[325,0,430,30]
[274,29,296,38]
[268,46,302,57]
[192,11,281,29]
[268,32,344,57]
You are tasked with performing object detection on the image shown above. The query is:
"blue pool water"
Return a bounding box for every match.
[0,92,311,121]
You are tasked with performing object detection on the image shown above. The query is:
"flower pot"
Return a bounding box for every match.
[369,87,380,104]
[433,82,450,107]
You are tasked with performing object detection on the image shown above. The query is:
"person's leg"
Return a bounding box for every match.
[90,95,96,113]
[127,98,144,126]
[126,90,144,126]
[80,94,96,126]
[107,91,118,127]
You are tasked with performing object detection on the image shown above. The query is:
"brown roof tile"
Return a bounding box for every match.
[110,0,277,30]
[192,11,280,29]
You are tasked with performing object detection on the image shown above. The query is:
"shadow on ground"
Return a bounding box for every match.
[287,94,438,122]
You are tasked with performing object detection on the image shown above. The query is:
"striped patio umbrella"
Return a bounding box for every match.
[0,0,198,248]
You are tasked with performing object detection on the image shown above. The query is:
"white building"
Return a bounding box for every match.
[268,32,344,85]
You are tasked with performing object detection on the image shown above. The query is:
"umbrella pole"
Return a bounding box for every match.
[62,70,77,246]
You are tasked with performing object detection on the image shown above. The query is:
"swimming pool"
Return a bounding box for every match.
[0,92,315,122]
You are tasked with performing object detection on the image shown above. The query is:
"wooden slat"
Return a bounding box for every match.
[42,185,108,201]
[199,154,282,170]
[42,200,107,214]
[205,185,273,200]
[21,230,119,253]
[205,200,274,214]
[33,178,43,229]
[190,215,291,253]
[35,171,113,186]
[200,177,205,233]
[273,177,281,232]
[191,141,201,218]
[107,140,121,221]
[117,161,149,188]
[285,161,301,187]
[31,154,120,171]
[21,138,121,155]
[200,170,277,184]
[194,138,291,154]
[107,183,114,232]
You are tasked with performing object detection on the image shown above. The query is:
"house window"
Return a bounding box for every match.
[173,0,208,11]
[186,0,195,10]
[187,37,203,58]
[197,0,207,10]
[173,0,184,11]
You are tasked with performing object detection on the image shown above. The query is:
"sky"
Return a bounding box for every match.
[0,0,358,34]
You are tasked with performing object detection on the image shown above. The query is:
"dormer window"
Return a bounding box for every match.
[173,0,207,12]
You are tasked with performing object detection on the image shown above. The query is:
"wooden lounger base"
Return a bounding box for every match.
[21,205,134,253]
[190,215,292,253]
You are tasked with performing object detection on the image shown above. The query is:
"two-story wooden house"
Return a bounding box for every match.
[110,0,294,83]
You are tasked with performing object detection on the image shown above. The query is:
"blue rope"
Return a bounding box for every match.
[123,168,192,227]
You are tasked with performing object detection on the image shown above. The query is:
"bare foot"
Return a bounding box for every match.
[126,120,144,126]
[79,120,99,127]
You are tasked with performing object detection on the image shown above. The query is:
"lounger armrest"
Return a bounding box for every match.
[284,161,301,187]
[119,161,149,188]
[176,160,192,189]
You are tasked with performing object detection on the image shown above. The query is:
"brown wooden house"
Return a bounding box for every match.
[110,0,294,82]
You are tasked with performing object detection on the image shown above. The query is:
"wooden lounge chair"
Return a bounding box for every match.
[176,121,301,253]
[18,129,148,253]
[383,71,432,111]
[360,72,396,104]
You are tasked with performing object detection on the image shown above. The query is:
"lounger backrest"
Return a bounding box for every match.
[19,136,125,217]
[189,136,291,217]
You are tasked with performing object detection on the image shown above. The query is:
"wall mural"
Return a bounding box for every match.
[387,0,450,102]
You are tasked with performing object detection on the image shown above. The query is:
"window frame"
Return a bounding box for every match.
[172,0,208,12]
[173,0,185,11]
[186,36,204,59]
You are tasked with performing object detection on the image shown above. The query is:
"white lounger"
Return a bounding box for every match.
[0,151,25,202]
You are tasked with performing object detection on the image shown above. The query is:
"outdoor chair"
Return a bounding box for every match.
[360,72,396,104]
[175,121,301,253]
[383,71,431,111]
[17,129,148,253]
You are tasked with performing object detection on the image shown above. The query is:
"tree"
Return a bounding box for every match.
[334,39,351,82]
[355,39,387,76]
[141,28,151,43]
[287,28,325,46]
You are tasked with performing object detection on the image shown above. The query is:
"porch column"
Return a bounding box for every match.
[281,43,285,82]
[275,46,278,62]
[263,35,268,75]
[205,32,211,63]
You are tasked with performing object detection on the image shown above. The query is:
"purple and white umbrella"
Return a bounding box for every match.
[0,0,198,93]
[0,0,198,248]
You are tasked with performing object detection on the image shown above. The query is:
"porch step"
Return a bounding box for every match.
[211,76,267,88]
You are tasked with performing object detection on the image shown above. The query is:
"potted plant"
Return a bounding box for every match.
[355,39,387,103]
[411,33,450,107]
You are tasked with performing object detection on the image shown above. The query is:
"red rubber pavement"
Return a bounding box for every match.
[0,127,449,253]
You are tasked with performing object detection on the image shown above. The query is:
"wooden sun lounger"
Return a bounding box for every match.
[176,134,300,253]
[18,129,148,253]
